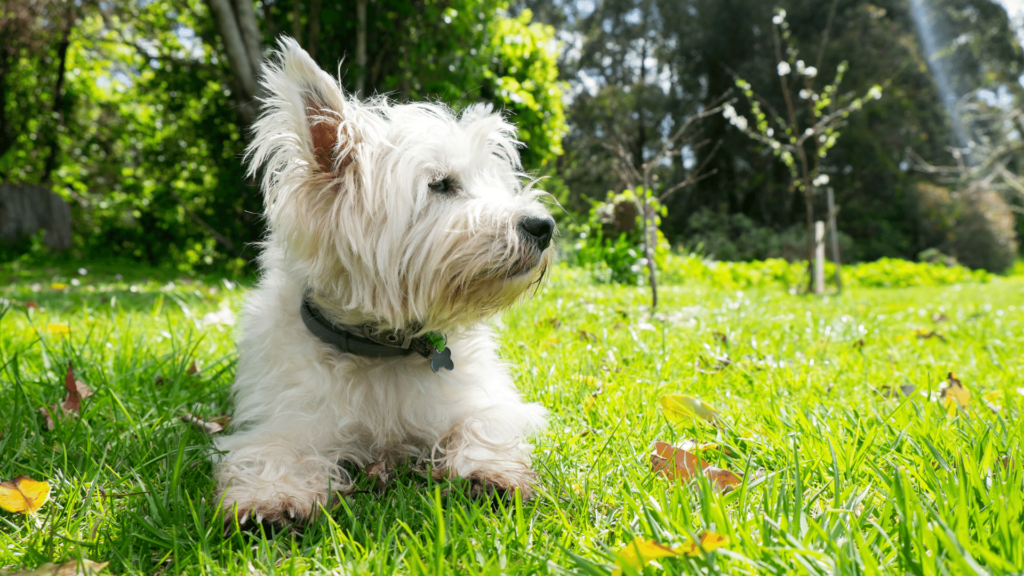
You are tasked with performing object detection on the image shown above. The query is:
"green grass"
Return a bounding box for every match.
[1,261,1022,575]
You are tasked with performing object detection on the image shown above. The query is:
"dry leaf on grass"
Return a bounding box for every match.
[187,361,199,376]
[0,476,51,514]
[914,329,946,342]
[940,372,970,416]
[0,559,108,576]
[40,363,94,430]
[678,531,730,555]
[876,384,916,398]
[661,395,720,426]
[612,539,680,576]
[650,441,743,493]
[612,532,730,575]
[180,413,224,435]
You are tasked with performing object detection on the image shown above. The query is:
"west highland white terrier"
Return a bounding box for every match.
[213,38,555,524]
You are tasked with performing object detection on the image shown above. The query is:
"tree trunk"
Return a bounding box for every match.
[307,0,322,62]
[205,0,264,125]
[0,183,72,251]
[42,18,73,183]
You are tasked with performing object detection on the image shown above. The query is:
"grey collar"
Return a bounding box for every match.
[299,297,454,372]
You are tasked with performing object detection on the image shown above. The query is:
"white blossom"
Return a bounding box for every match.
[799,89,812,99]
[732,116,748,130]
[722,104,737,120]
[796,60,805,74]
[804,66,818,78]
[777,61,791,76]
[766,127,774,137]
[772,9,786,24]
[813,174,830,186]
[868,85,883,100]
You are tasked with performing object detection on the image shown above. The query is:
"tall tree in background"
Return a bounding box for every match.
[526,0,1023,267]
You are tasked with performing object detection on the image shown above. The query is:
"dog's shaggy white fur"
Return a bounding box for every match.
[213,38,554,523]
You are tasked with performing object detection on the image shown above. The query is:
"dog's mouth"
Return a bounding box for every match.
[503,247,548,279]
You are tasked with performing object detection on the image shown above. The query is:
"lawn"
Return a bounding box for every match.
[1,261,1022,575]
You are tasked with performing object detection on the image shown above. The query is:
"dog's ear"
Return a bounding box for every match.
[248,37,359,177]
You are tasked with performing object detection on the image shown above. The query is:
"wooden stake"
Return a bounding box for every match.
[814,221,825,294]
[827,187,842,294]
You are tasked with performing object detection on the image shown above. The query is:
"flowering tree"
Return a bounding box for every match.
[722,7,882,286]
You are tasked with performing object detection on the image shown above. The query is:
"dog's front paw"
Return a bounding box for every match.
[219,484,332,525]
[436,466,538,501]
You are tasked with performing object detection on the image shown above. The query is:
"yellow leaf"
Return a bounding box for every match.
[678,532,730,556]
[612,538,681,576]
[661,395,719,425]
[0,559,109,576]
[0,476,51,514]
[940,372,970,416]
[47,324,70,337]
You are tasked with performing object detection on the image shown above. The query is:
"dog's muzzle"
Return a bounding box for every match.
[517,216,555,250]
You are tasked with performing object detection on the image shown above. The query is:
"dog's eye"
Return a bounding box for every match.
[428,176,456,195]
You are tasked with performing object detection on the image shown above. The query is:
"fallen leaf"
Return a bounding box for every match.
[24,301,38,310]
[678,532,730,556]
[544,317,562,328]
[578,330,597,343]
[180,413,223,435]
[940,372,970,416]
[712,331,728,345]
[187,361,199,376]
[695,354,731,373]
[365,461,390,491]
[0,476,51,514]
[40,363,94,430]
[650,441,743,493]
[876,384,916,398]
[154,375,165,386]
[914,329,946,342]
[612,538,680,576]
[661,395,720,426]
[47,324,70,337]
[0,559,109,576]
[930,312,949,323]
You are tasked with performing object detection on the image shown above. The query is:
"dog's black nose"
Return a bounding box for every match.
[518,216,555,249]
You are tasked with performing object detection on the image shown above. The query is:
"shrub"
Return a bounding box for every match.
[911,182,1019,273]
[684,207,855,263]
[568,189,669,285]
[656,253,992,290]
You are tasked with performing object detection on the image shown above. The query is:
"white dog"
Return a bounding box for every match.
[213,38,555,524]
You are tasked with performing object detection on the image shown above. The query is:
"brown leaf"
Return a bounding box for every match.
[712,331,728,345]
[876,384,916,398]
[543,317,562,328]
[40,363,93,430]
[187,361,199,376]
[650,441,743,493]
[154,375,165,386]
[61,363,93,414]
[23,301,38,310]
[695,354,731,374]
[180,413,223,435]
[930,312,950,323]
[914,329,947,342]
[577,330,597,343]
[365,460,390,491]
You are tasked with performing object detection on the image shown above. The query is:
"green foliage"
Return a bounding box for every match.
[657,253,993,291]
[568,188,669,285]
[1,0,565,271]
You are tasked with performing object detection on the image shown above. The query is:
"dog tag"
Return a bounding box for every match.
[430,347,454,373]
